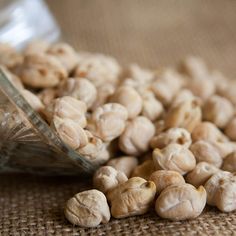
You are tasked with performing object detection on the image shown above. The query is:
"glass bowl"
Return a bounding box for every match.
[0,68,98,175]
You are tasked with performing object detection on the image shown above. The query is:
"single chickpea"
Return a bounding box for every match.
[77,131,110,165]
[149,170,185,195]
[190,141,223,168]
[93,166,128,194]
[52,117,88,150]
[64,189,110,228]
[43,96,87,128]
[17,53,67,88]
[88,103,128,142]
[222,152,236,172]
[185,76,215,101]
[110,85,143,119]
[107,156,138,178]
[59,78,97,109]
[192,122,228,143]
[225,117,236,141]
[203,95,234,129]
[204,171,236,212]
[150,127,192,149]
[141,90,164,121]
[151,69,183,105]
[119,116,155,155]
[37,88,57,106]
[164,98,202,132]
[185,162,219,187]
[91,83,116,111]
[131,160,155,180]
[152,144,196,175]
[178,56,209,79]
[107,177,156,218]
[155,183,207,220]
[74,54,121,87]
[47,43,78,72]
[0,43,22,68]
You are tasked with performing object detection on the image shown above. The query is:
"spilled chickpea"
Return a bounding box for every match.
[1,41,236,228]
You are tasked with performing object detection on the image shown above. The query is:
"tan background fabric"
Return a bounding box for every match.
[1,0,236,235]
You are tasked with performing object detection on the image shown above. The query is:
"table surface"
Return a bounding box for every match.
[1,0,236,235]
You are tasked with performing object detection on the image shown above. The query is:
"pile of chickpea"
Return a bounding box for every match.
[1,41,236,227]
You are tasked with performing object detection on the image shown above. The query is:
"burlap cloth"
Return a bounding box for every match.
[1,0,236,235]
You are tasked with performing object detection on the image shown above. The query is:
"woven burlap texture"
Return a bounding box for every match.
[1,0,236,235]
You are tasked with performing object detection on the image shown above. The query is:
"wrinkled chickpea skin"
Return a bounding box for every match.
[155,184,207,220]
[149,170,185,194]
[110,85,143,119]
[88,103,128,142]
[93,166,127,194]
[186,162,219,187]
[150,127,192,149]
[107,177,156,218]
[119,116,155,155]
[164,98,202,132]
[204,171,236,212]
[64,189,110,228]
[153,144,196,175]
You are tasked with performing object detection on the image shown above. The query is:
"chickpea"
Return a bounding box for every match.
[141,90,164,121]
[185,76,215,101]
[149,170,185,195]
[64,189,110,227]
[21,89,44,113]
[88,103,128,142]
[150,128,191,149]
[107,156,138,178]
[44,96,87,128]
[155,184,207,220]
[190,141,223,168]
[59,78,97,109]
[204,171,236,212]
[151,69,183,105]
[119,116,155,155]
[107,177,156,218]
[37,88,57,106]
[77,131,110,164]
[186,162,219,187]
[192,122,228,143]
[93,166,128,194]
[17,53,67,88]
[172,89,195,107]
[91,84,115,111]
[203,95,234,129]
[164,98,202,132]
[48,43,78,72]
[222,152,236,172]
[225,117,236,141]
[0,43,22,68]
[110,86,143,119]
[52,117,88,150]
[74,54,121,87]
[152,144,196,175]
[128,63,154,84]
[154,120,166,135]
[179,56,208,79]
[131,160,155,180]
